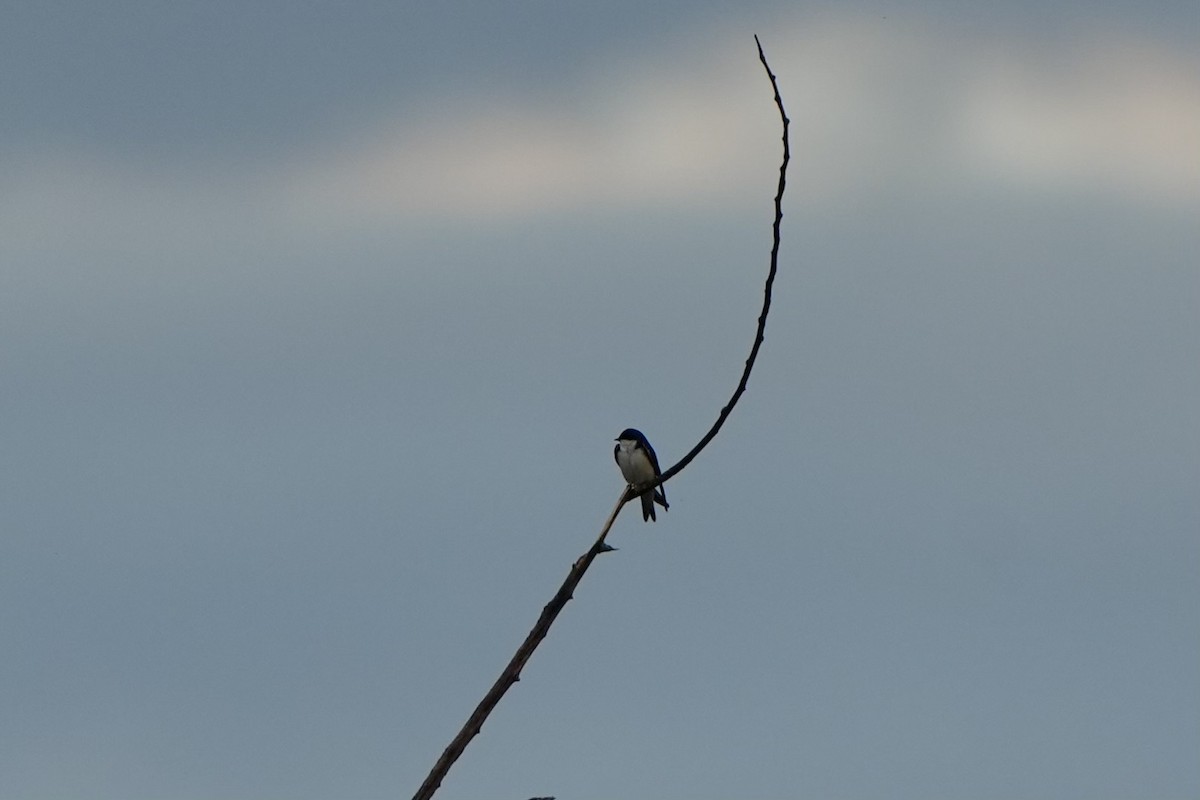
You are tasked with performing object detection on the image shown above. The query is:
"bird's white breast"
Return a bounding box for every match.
[616,439,655,484]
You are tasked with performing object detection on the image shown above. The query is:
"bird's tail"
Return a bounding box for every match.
[640,488,669,521]
[640,491,657,522]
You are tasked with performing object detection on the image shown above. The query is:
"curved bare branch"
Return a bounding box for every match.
[654,34,789,489]
[411,38,790,800]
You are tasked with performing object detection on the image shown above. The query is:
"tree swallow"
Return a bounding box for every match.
[614,428,670,522]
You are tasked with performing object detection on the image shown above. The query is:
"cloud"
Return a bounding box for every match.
[2,14,1197,255]
[277,43,776,228]
[957,37,1200,202]
[280,17,1200,227]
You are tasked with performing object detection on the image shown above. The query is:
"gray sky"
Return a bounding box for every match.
[2,2,1198,799]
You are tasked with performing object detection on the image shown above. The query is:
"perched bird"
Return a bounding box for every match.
[614,428,669,521]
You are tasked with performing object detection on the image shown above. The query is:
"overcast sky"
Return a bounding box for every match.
[2,3,1198,799]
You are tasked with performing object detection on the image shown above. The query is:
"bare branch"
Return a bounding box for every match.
[411,491,626,800]
[411,38,790,800]
[654,34,789,489]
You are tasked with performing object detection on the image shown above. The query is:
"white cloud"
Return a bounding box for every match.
[278,41,777,228]
[957,37,1200,202]
[280,17,1200,230]
[2,14,1197,254]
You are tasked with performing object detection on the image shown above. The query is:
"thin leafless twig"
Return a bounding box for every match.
[653,34,789,490]
[411,37,790,800]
